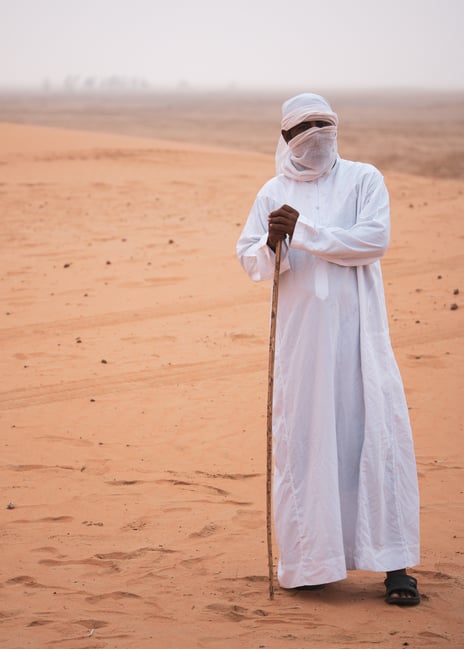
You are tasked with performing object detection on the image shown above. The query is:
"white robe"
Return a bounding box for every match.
[237,158,420,588]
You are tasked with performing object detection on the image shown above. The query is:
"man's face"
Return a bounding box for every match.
[282,120,331,144]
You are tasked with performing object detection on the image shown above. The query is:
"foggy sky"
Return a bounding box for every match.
[1,0,462,91]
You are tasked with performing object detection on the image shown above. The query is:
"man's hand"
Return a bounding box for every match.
[267,204,299,251]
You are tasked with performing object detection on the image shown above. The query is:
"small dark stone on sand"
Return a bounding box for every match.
[7,502,15,510]
[168,239,174,244]
[437,275,442,279]
[101,359,108,364]
[453,288,459,295]
[63,263,71,268]
[106,260,111,265]
[90,398,95,402]
[450,303,458,310]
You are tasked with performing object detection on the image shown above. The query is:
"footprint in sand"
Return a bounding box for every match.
[85,591,141,604]
[195,470,262,480]
[74,619,108,633]
[8,464,47,471]
[413,568,454,582]
[95,547,172,560]
[180,557,205,568]
[5,575,58,591]
[229,332,261,345]
[189,523,217,538]
[232,509,264,530]
[31,546,66,558]
[7,575,40,587]
[162,506,191,514]
[8,463,80,472]
[39,557,118,571]
[121,516,150,531]
[419,631,451,640]
[205,602,270,622]
[156,478,229,497]
[206,603,249,621]
[13,516,74,524]
[106,479,145,486]
[179,555,218,576]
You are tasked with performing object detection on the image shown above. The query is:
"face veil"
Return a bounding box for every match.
[276,93,339,181]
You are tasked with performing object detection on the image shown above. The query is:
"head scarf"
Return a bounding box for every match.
[276,93,338,181]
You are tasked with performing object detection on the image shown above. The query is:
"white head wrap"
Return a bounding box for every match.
[276,93,339,181]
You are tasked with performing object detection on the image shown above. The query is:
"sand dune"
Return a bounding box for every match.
[0,117,463,648]
[1,90,463,178]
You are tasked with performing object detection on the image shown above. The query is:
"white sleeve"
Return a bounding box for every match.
[290,171,390,267]
[236,193,291,282]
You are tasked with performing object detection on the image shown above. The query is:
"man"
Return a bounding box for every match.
[237,93,420,605]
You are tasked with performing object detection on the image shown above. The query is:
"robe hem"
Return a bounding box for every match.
[277,544,420,588]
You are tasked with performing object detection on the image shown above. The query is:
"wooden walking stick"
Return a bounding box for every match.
[266,238,282,600]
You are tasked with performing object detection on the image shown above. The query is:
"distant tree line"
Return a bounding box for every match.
[41,75,154,93]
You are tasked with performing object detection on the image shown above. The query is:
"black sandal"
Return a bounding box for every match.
[295,584,326,591]
[384,573,420,606]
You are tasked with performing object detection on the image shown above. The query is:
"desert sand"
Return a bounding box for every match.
[0,92,463,648]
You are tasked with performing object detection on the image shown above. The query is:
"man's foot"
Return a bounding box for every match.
[384,569,420,606]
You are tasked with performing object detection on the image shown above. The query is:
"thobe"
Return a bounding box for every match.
[237,157,420,588]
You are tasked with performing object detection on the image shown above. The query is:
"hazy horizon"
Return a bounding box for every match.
[1,0,463,93]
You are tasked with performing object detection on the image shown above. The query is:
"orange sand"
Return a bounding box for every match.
[0,102,463,648]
